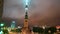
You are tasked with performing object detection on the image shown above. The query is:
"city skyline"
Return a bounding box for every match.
[2,0,60,26]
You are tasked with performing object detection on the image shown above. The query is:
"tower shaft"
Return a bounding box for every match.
[24,11,28,28]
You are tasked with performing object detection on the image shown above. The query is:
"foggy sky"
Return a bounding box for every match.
[2,0,60,26]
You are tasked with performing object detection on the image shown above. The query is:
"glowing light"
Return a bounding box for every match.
[56,26,60,29]
[12,21,15,23]
[48,30,51,33]
[0,24,4,27]
[25,0,29,5]
[11,21,16,29]
[25,8,28,11]
[24,0,31,6]
[42,26,45,29]
[18,26,22,28]
[0,31,3,34]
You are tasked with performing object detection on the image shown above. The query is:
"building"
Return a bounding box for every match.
[11,21,16,29]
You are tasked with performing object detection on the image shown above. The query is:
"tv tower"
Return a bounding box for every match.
[21,0,31,34]
[23,0,29,28]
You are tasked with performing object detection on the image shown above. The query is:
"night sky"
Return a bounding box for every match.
[2,0,60,26]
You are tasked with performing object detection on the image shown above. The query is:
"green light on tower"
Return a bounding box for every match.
[25,0,29,5]
[24,0,31,7]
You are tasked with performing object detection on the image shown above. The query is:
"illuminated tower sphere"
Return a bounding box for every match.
[11,21,16,29]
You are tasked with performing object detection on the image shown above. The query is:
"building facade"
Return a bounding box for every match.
[11,21,16,29]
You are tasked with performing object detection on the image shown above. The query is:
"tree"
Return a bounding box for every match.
[3,29,9,34]
[33,27,43,33]
[48,27,57,34]
[16,28,21,32]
